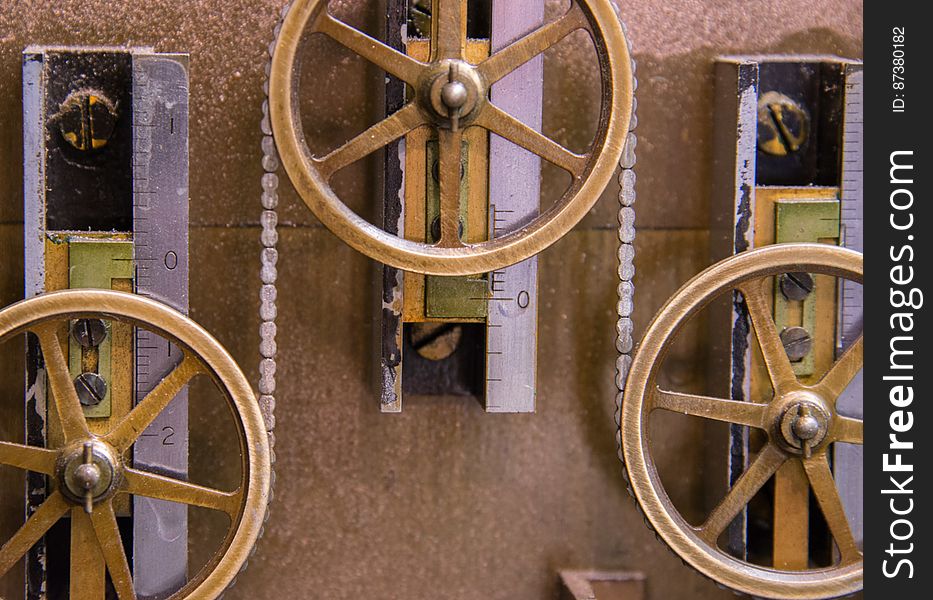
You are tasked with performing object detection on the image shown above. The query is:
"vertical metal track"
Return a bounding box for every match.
[834,62,864,549]
[380,0,408,413]
[132,53,190,599]
[21,48,49,600]
[485,0,544,413]
[711,58,760,560]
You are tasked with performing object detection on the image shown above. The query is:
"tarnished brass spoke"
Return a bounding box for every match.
[816,335,863,402]
[803,454,861,564]
[696,444,786,544]
[317,12,425,84]
[32,322,90,442]
[652,388,766,428]
[90,503,136,600]
[105,354,201,452]
[479,3,587,85]
[70,508,106,599]
[432,0,466,59]
[123,468,242,517]
[0,441,58,475]
[476,104,587,176]
[833,416,863,445]
[738,280,799,396]
[436,127,466,248]
[317,102,424,180]
[0,491,70,576]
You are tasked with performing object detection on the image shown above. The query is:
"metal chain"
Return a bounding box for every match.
[259,1,293,488]
[614,16,637,469]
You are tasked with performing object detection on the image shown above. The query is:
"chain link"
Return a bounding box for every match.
[615,17,637,468]
[259,1,293,475]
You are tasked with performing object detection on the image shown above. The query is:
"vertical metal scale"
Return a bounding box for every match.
[21,47,189,599]
[484,0,543,413]
[834,63,863,548]
[131,53,190,599]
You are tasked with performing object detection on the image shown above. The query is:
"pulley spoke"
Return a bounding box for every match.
[105,354,201,452]
[317,12,425,85]
[0,441,58,475]
[652,388,767,428]
[89,502,136,600]
[697,443,786,544]
[0,491,70,576]
[479,2,588,85]
[738,280,799,396]
[436,127,466,248]
[123,468,242,517]
[476,104,586,176]
[833,416,863,445]
[802,453,861,564]
[816,335,863,403]
[432,0,466,60]
[70,508,107,599]
[32,322,90,443]
[317,102,425,180]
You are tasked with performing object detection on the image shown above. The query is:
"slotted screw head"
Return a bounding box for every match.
[411,323,463,361]
[757,91,810,156]
[74,372,107,407]
[780,326,813,362]
[779,272,814,302]
[71,318,108,348]
[56,90,118,152]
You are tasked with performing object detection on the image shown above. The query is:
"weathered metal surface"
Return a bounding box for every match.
[0,1,862,598]
[131,51,191,599]
[484,0,544,413]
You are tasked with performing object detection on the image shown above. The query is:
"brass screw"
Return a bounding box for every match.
[779,272,814,301]
[56,90,118,152]
[411,323,463,361]
[71,318,108,348]
[780,326,813,362]
[74,372,107,407]
[757,91,809,156]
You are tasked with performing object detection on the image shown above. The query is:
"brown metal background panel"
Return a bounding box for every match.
[0,1,861,599]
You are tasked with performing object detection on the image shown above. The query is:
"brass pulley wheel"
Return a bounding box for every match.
[621,244,863,599]
[0,290,271,600]
[269,0,633,275]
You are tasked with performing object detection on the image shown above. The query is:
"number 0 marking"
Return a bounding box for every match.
[517,291,530,309]
[164,251,178,270]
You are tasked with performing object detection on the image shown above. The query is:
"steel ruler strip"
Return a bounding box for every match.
[21,49,49,600]
[834,62,863,549]
[485,0,544,413]
[838,64,864,352]
[379,0,408,413]
[131,53,191,598]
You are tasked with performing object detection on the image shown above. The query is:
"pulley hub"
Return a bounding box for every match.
[777,392,832,454]
[58,440,121,506]
[423,60,485,129]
